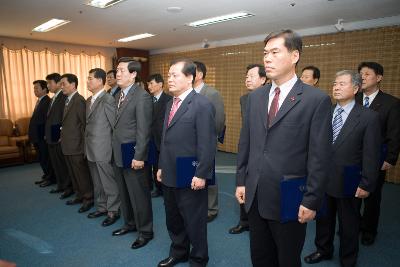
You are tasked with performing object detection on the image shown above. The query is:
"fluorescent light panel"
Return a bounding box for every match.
[187,12,254,27]
[86,0,126,8]
[118,33,155,42]
[32,18,70,32]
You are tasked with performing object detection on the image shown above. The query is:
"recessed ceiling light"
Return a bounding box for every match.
[167,6,183,13]
[86,0,126,9]
[117,33,155,42]
[187,12,254,27]
[32,18,70,32]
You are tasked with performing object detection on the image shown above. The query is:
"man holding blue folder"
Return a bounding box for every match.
[157,59,216,267]
[236,30,332,267]
[304,71,381,267]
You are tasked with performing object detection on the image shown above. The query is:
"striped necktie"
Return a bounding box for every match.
[332,107,344,143]
[364,96,370,107]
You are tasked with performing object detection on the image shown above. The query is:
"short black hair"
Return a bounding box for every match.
[264,29,302,58]
[147,73,164,85]
[302,65,320,80]
[33,80,48,93]
[60,73,78,88]
[358,62,384,76]
[106,69,116,78]
[193,61,207,79]
[89,68,106,85]
[170,59,197,84]
[246,64,266,78]
[118,57,141,73]
[46,73,61,83]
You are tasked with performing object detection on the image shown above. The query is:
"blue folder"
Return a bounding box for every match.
[51,124,61,142]
[280,176,307,223]
[176,157,215,188]
[121,141,159,169]
[343,165,361,197]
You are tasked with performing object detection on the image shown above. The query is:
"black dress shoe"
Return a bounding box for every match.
[78,202,94,213]
[158,256,189,267]
[131,236,153,249]
[229,224,249,234]
[112,227,136,236]
[207,213,217,223]
[87,210,107,218]
[49,188,63,194]
[361,232,376,246]
[60,190,74,199]
[35,179,45,185]
[66,198,82,205]
[102,214,120,226]
[304,252,332,264]
[39,180,54,187]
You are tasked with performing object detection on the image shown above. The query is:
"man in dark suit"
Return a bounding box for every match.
[304,70,381,267]
[111,57,154,250]
[356,62,400,245]
[157,59,216,267]
[193,61,225,222]
[44,73,73,198]
[300,65,320,87]
[85,68,120,226]
[106,69,120,97]
[147,73,172,198]
[60,73,94,213]
[229,64,266,234]
[30,80,54,186]
[235,29,332,267]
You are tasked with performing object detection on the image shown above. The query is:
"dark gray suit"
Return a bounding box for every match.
[315,103,381,267]
[85,91,120,213]
[198,84,225,216]
[61,92,93,203]
[236,80,332,267]
[159,90,216,266]
[112,84,153,237]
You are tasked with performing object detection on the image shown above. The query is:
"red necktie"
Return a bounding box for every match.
[167,97,181,126]
[268,87,280,127]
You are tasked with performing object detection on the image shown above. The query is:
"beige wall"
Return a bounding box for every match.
[150,26,400,183]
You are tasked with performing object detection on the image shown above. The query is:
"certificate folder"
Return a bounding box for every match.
[51,124,61,142]
[343,165,361,197]
[176,157,215,188]
[121,141,160,169]
[280,176,306,223]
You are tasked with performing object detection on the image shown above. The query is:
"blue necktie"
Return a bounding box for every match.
[364,96,370,107]
[332,107,344,143]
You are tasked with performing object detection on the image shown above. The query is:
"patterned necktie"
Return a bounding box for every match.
[268,87,281,127]
[64,97,70,113]
[332,107,344,143]
[167,97,181,126]
[153,96,158,103]
[118,91,125,109]
[364,96,370,107]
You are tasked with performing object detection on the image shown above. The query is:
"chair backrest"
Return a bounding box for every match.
[0,118,14,146]
[15,117,31,136]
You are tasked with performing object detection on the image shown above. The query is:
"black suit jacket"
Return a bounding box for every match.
[327,103,381,198]
[236,80,332,221]
[355,91,400,166]
[29,95,51,143]
[152,92,172,151]
[240,93,249,120]
[159,90,217,187]
[45,91,67,145]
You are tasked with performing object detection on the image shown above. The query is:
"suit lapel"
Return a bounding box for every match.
[332,104,361,151]
[167,90,195,129]
[369,90,383,111]
[62,93,77,122]
[269,80,303,128]
[116,84,137,123]
[87,91,105,119]
[257,85,270,131]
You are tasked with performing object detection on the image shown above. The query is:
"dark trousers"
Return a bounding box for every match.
[148,152,162,193]
[114,164,153,238]
[248,193,306,267]
[34,141,55,182]
[163,185,208,267]
[315,195,361,267]
[47,143,71,191]
[361,170,386,236]
[64,154,93,203]
[239,203,249,226]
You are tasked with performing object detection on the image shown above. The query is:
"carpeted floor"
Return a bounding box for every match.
[0,152,399,267]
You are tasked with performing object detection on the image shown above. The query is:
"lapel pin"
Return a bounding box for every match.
[290,96,295,102]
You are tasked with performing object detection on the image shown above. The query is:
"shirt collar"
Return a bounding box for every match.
[67,90,78,102]
[154,91,163,100]
[270,75,298,97]
[335,99,355,115]
[194,82,205,93]
[121,83,135,96]
[363,89,379,102]
[175,88,193,102]
[92,89,104,102]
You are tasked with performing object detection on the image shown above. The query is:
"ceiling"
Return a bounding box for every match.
[0,0,399,53]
